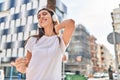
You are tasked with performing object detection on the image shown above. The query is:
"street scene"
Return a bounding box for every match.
[0,0,120,80]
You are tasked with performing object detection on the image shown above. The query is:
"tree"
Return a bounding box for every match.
[47,0,56,11]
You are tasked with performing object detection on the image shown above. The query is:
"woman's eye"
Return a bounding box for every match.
[37,12,47,19]
[37,15,40,19]
[43,12,47,15]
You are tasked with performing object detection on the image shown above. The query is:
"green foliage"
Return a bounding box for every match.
[65,74,87,80]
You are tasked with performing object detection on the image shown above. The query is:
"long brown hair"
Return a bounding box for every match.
[25,8,60,44]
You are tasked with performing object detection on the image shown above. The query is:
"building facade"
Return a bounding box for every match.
[0,0,67,78]
[65,24,91,75]
[89,35,98,72]
[111,5,120,67]
[97,44,114,72]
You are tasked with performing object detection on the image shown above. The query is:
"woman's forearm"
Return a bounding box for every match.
[55,19,75,33]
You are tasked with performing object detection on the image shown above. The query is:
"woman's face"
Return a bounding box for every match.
[37,10,53,28]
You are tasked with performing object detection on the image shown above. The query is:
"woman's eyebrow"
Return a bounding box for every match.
[38,12,47,16]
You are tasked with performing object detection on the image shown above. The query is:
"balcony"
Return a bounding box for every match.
[91,57,97,61]
[101,57,104,61]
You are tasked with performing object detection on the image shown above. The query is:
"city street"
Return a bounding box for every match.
[0,0,120,79]
[88,78,109,80]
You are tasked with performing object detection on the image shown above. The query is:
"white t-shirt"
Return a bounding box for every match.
[25,35,67,80]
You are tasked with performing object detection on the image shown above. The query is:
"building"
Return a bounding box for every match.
[97,44,114,72]
[0,0,67,78]
[65,24,91,75]
[89,35,98,72]
[111,4,120,67]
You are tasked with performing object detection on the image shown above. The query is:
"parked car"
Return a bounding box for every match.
[93,72,103,78]
[0,69,4,80]
[102,73,109,79]
[112,73,120,80]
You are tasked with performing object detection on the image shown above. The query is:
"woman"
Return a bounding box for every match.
[13,8,75,80]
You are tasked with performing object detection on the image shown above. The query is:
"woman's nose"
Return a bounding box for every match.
[39,16,44,21]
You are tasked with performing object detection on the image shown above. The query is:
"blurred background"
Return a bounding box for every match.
[0,0,120,80]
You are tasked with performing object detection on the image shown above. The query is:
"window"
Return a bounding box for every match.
[9,0,16,8]
[31,23,37,30]
[27,9,36,16]
[2,29,10,35]
[18,48,24,57]
[0,3,3,11]
[115,14,120,19]
[33,1,38,8]
[0,49,6,57]
[18,33,23,41]
[12,34,17,41]
[30,30,36,35]
[18,40,25,48]
[6,49,12,57]
[0,17,6,23]
[24,32,29,40]
[15,26,24,33]
[5,21,10,29]
[16,19,21,27]
[12,49,17,57]
[27,16,33,24]
[33,15,37,23]
[21,4,26,18]
[23,0,30,4]
[27,2,32,10]
[21,18,26,25]
[1,36,6,43]
[15,6,21,13]
[10,7,15,15]
[0,22,5,29]
[4,42,14,49]
[11,13,20,20]
[6,35,11,42]
[10,21,15,34]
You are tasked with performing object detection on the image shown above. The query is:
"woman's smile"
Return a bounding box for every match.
[41,18,48,24]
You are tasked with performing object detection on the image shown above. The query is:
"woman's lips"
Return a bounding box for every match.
[41,19,47,23]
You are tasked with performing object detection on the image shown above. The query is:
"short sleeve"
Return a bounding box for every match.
[25,37,36,52]
[59,35,69,52]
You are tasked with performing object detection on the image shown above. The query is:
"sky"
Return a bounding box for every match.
[0,0,120,55]
[0,0,3,3]
[61,0,120,55]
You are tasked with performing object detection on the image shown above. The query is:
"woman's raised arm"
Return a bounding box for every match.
[55,19,75,46]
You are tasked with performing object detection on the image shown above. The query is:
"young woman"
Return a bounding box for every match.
[13,8,75,80]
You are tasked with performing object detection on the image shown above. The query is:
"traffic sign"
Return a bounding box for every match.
[107,32,120,44]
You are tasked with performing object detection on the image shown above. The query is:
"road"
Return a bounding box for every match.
[88,78,109,80]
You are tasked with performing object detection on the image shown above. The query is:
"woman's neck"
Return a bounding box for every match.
[44,24,55,36]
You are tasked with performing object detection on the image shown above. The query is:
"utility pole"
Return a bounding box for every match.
[107,30,120,80]
[112,23,120,80]
[0,50,2,53]
[111,12,120,80]
[0,57,1,66]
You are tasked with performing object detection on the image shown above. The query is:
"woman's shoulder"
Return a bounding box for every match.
[26,36,37,43]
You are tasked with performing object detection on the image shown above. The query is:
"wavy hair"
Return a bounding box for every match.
[25,8,60,44]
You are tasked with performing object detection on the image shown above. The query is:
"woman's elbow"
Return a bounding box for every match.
[68,19,75,24]
[68,19,75,28]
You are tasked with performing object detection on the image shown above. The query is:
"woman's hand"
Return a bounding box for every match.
[12,57,28,73]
